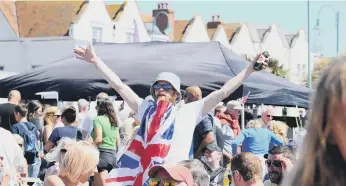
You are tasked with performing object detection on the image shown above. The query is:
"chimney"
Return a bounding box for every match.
[207,15,222,29]
[153,1,175,39]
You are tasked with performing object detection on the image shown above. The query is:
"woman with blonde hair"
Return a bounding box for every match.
[268,120,289,145]
[43,138,76,180]
[282,55,346,186]
[246,119,263,128]
[43,141,99,186]
[43,107,63,144]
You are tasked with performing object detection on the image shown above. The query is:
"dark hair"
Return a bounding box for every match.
[15,104,28,117]
[268,146,296,163]
[61,106,76,124]
[97,99,118,127]
[27,100,42,121]
[231,152,263,182]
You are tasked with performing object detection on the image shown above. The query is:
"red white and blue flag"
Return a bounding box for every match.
[106,101,176,186]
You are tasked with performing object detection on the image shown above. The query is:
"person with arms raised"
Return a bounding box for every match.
[74,45,268,186]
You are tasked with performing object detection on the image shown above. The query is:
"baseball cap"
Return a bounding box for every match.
[226,100,243,110]
[149,164,194,186]
[150,72,181,102]
[204,142,222,152]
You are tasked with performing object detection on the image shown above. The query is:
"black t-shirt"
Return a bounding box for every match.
[0,103,17,131]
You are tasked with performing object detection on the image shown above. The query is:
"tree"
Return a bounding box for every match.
[267,58,289,79]
[302,57,334,87]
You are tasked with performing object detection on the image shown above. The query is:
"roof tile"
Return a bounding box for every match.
[173,20,190,42]
[13,1,88,37]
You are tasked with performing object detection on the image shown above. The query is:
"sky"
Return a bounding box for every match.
[107,0,345,57]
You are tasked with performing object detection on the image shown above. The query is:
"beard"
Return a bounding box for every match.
[268,171,283,184]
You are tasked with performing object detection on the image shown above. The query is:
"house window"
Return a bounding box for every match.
[0,65,4,71]
[126,21,135,43]
[92,26,103,43]
[302,64,306,74]
[126,30,134,43]
[32,65,41,69]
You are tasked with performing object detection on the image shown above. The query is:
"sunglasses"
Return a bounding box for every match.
[54,115,61,118]
[152,84,172,90]
[148,178,177,186]
[265,160,282,168]
[266,115,273,118]
[60,149,67,153]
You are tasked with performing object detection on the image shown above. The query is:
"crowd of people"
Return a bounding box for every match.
[0,45,345,186]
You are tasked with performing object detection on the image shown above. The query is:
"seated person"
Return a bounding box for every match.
[201,142,226,186]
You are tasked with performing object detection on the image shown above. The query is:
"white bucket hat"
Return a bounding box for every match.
[150,72,181,102]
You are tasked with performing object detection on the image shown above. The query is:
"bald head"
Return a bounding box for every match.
[184,86,202,104]
[8,90,21,105]
[96,92,108,100]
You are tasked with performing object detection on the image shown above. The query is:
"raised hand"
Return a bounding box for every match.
[74,44,98,64]
[252,52,269,71]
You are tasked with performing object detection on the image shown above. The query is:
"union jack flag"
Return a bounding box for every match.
[106,101,177,186]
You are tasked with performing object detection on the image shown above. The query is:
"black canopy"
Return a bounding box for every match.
[0,42,312,108]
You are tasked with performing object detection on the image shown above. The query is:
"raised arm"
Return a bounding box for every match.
[74,45,142,112]
[202,54,267,115]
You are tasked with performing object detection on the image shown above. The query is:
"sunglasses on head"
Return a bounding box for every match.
[60,149,67,153]
[152,84,172,90]
[149,178,177,186]
[265,160,282,168]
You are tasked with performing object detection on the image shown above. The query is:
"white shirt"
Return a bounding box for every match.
[0,128,26,178]
[136,99,204,164]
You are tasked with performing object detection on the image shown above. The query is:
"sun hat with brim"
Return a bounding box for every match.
[148,164,193,186]
[150,72,181,102]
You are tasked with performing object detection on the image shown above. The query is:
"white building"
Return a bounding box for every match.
[0,0,149,73]
[203,16,313,85]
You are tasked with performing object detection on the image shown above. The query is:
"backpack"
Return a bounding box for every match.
[19,122,38,164]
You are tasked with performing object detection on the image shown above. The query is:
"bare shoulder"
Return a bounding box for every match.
[44,175,64,186]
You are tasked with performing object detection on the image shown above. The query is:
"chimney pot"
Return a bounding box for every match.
[165,2,168,9]
[161,2,164,9]
[157,3,160,9]
[217,15,220,21]
[212,15,214,22]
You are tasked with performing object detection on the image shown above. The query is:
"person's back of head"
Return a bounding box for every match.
[231,152,263,186]
[61,106,77,125]
[59,141,99,184]
[77,99,89,112]
[14,103,28,118]
[179,159,210,186]
[184,86,202,103]
[96,92,109,100]
[8,90,21,105]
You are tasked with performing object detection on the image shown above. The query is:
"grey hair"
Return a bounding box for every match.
[179,159,210,186]
[45,137,76,162]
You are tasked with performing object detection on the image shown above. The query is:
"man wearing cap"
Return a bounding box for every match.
[148,164,195,186]
[74,45,268,185]
[201,143,226,186]
[218,100,243,137]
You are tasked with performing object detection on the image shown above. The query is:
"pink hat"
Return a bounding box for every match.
[149,164,194,186]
